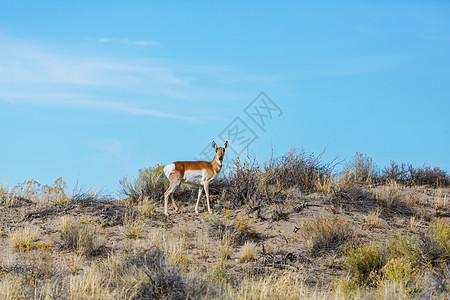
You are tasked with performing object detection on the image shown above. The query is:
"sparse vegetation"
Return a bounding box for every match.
[59,216,106,256]
[13,177,70,208]
[344,243,388,286]
[121,212,146,239]
[120,165,167,204]
[300,215,353,256]
[10,227,39,252]
[342,152,377,185]
[383,160,449,187]
[0,149,449,299]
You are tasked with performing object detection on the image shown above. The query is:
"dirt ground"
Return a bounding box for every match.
[1,183,448,293]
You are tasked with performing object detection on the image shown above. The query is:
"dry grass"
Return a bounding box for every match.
[121,212,145,239]
[136,196,157,217]
[145,228,191,268]
[216,233,232,263]
[10,227,39,251]
[1,150,449,299]
[408,216,421,232]
[236,271,324,300]
[300,215,353,256]
[365,208,382,229]
[239,241,257,263]
[341,152,377,185]
[434,188,448,211]
[59,216,106,257]
[374,180,416,215]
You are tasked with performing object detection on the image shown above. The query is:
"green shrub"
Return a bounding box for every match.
[344,243,388,286]
[120,165,167,204]
[418,219,450,268]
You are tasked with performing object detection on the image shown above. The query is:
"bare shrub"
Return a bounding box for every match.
[383,161,449,187]
[225,157,262,208]
[300,215,353,256]
[265,148,335,192]
[330,181,375,212]
[415,166,449,186]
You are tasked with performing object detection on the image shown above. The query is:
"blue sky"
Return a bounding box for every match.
[0,1,449,194]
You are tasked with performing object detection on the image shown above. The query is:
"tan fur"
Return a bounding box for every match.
[164,141,228,216]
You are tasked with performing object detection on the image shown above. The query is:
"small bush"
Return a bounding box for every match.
[12,178,70,208]
[344,243,388,286]
[59,217,106,256]
[225,157,262,208]
[265,148,335,192]
[300,215,353,256]
[238,242,257,263]
[120,165,167,204]
[418,219,450,268]
[381,257,414,290]
[382,161,449,187]
[10,227,39,252]
[342,152,377,185]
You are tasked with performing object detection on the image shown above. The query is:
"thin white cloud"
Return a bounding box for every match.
[0,94,194,121]
[91,138,122,155]
[98,38,159,46]
[0,36,198,121]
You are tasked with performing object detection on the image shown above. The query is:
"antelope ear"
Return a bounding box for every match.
[212,141,218,150]
[224,141,228,149]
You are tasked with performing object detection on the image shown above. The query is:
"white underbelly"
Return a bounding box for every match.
[183,170,219,185]
[183,170,205,185]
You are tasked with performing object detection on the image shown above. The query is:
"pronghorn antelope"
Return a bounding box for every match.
[163,141,228,216]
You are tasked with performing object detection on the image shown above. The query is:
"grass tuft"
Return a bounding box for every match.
[59,217,106,257]
[300,215,353,256]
